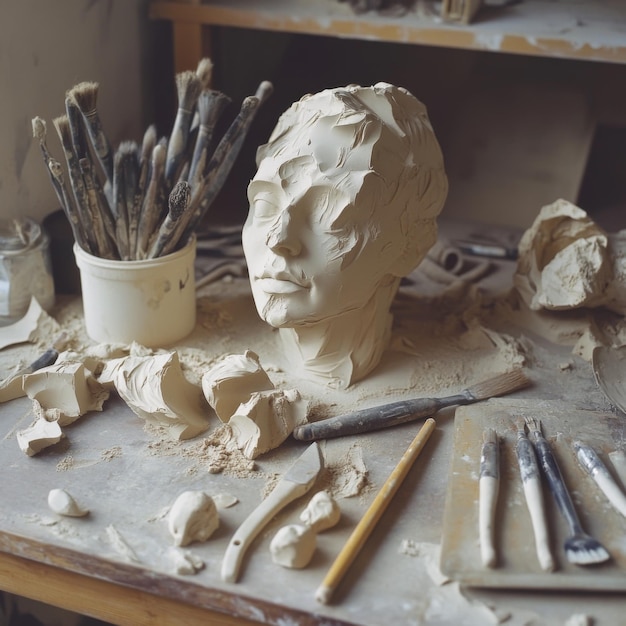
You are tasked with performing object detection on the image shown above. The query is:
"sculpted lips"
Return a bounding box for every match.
[255,270,309,294]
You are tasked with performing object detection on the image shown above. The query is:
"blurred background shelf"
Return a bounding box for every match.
[149,0,626,73]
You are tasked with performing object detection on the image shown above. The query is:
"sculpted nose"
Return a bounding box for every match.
[265,210,302,256]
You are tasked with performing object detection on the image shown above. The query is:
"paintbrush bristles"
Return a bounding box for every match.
[168,181,191,219]
[69,81,99,115]
[469,368,530,401]
[524,416,542,434]
[196,57,213,89]
[32,116,47,142]
[175,71,202,112]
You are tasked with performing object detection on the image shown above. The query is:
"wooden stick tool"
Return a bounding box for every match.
[316,418,436,604]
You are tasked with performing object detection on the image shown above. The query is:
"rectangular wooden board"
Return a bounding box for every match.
[440,399,626,590]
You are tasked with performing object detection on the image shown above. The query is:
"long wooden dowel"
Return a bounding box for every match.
[315,417,436,604]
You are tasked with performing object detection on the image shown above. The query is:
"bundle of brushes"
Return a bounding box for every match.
[32,58,273,261]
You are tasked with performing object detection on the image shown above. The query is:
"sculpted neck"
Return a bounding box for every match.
[279,277,400,389]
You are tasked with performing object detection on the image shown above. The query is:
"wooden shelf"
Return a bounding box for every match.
[150,0,626,71]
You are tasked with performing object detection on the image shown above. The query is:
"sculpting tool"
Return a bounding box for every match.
[525,418,610,565]
[574,441,626,518]
[316,418,436,604]
[479,428,499,568]
[513,418,554,571]
[221,442,323,583]
[294,368,530,441]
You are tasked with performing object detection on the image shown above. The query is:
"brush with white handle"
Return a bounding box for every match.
[479,428,499,568]
[514,418,555,571]
[574,441,626,519]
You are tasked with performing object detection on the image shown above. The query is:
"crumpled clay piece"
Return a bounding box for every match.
[0,298,48,349]
[201,350,274,422]
[100,352,210,440]
[514,199,612,311]
[229,389,308,459]
[0,373,27,403]
[16,401,64,456]
[167,547,205,575]
[47,488,89,517]
[168,491,219,547]
[23,361,109,426]
[270,523,316,569]
[299,490,341,532]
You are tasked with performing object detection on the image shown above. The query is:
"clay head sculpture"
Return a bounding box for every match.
[242,83,448,388]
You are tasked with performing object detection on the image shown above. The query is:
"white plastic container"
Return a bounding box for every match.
[73,238,196,347]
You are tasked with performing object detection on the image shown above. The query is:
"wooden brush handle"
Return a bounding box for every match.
[293,395,465,441]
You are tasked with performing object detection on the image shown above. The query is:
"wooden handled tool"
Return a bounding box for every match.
[293,369,529,441]
[316,418,436,604]
[221,442,323,583]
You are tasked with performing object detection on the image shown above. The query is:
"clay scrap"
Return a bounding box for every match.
[230,389,308,459]
[269,523,317,569]
[168,491,219,547]
[100,351,210,440]
[47,488,89,517]
[16,401,64,456]
[300,490,341,532]
[201,350,274,421]
[514,199,626,314]
[0,297,59,350]
[23,360,109,426]
[202,350,307,458]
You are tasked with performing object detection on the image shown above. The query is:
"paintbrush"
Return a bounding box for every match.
[47,158,91,253]
[64,95,117,258]
[69,81,114,186]
[525,418,610,565]
[129,125,157,259]
[148,181,191,259]
[31,117,91,252]
[574,441,626,519]
[316,418,436,604]
[53,115,101,256]
[113,141,137,261]
[479,428,499,568]
[180,82,273,244]
[513,417,555,571]
[293,368,530,441]
[121,141,140,259]
[79,156,117,259]
[188,89,232,186]
[165,70,202,186]
[195,57,213,90]
[136,141,167,259]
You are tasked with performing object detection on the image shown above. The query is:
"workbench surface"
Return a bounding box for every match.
[0,226,624,626]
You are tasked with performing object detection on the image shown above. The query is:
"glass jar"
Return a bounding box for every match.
[0,218,55,325]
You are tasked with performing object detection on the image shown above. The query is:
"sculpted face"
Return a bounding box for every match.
[242,83,447,331]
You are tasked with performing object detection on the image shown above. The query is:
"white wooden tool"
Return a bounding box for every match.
[221,442,323,583]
